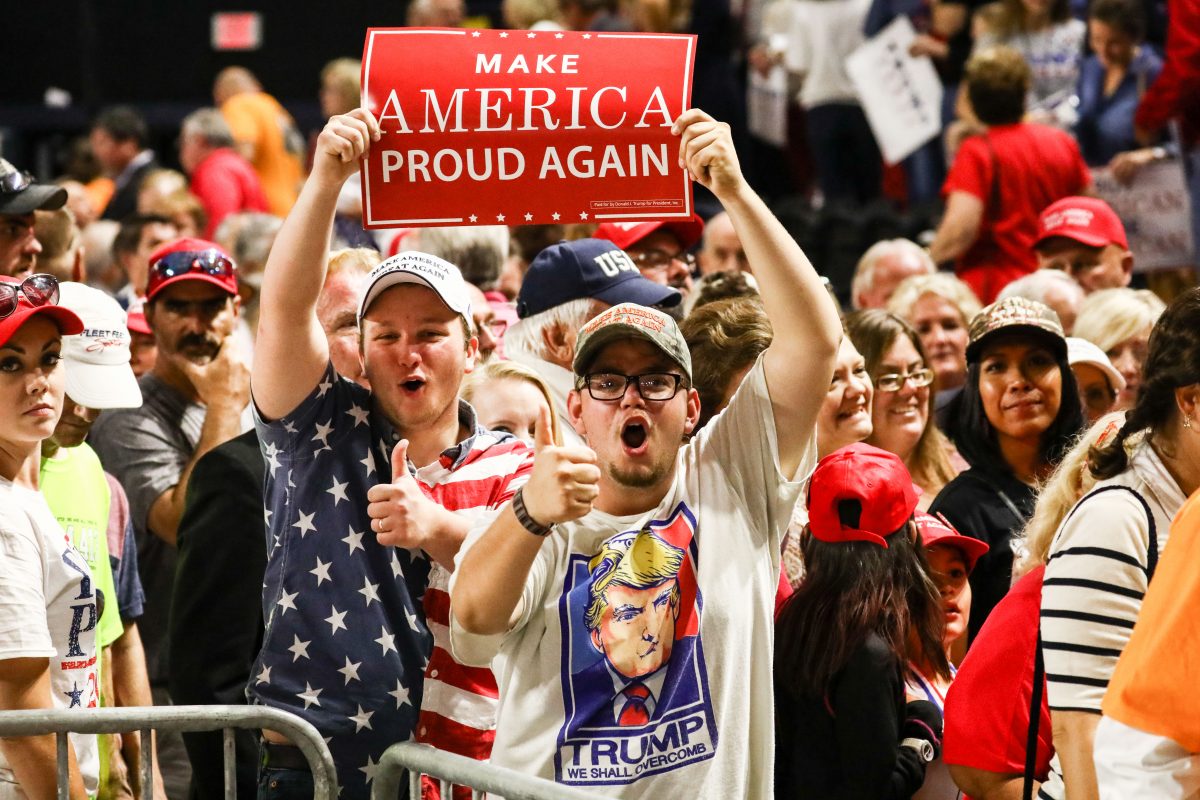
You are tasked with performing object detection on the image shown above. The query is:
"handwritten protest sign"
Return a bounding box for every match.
[361,28,696,228]
[1093,160,1196,272]
[845,16,943,165]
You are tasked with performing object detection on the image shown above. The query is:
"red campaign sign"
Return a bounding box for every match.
[360,27,696,229]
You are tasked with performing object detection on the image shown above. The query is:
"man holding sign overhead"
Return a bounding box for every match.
[450,110,842,797]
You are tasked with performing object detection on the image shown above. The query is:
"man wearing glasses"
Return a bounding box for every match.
[89,237,250,797]
[0,159,68,278]
[450,110,842,797]
[596,215,705,302]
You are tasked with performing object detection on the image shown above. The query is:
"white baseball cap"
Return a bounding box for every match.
[1067,336,1126,394]
[59,282,143,409]
[357,251,471,325]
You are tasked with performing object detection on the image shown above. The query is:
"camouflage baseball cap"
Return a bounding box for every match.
[572,302,692,382]
[966,296,1067,362]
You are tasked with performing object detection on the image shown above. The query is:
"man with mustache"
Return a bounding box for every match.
[90,237,250,798]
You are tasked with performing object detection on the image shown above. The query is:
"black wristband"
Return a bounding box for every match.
[512,487,553,537]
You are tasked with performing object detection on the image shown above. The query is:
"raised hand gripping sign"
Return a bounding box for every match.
[361,27,696,228]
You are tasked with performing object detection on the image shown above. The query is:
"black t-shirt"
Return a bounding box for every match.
[929,467,1037,642]
[774,633,928,799]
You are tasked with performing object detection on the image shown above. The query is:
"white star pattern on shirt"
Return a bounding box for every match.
[297,682,323,710]
[312,420,334,447]
[342,526,365,555]
[390,553,404,579]
[349,705,375,732]
[317,379,333,397]
[346,404,369,427]
[404,605,421,632]
[326,477,349,506]
[264,508,272,526]
[283,420,298,433]
[338,657,362,684]
[256,665,272,684]
[264,442,281,477]
[374,626,397,655]
[288,635,311,662]
[325,605,348,634]
[388,679,412,709]
[360,756,380,784]
[361,448,376,477]
[310,557,332,585]
[359,578,380,606]
[293,510,317,537]
[277,589,298,615]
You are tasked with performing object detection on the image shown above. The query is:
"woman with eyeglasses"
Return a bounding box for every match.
[0,273,99,799]
[929,297,1084,643]
[846,310,962,510]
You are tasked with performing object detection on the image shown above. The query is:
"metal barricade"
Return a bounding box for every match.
[374,742,610,800]
[0,704,336,800]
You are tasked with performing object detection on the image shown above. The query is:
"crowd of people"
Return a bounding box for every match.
[2,1,1200,799]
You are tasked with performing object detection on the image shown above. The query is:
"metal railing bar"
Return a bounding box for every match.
[56,732,68,800]
[223,728,236,800]
[140,727,153,800]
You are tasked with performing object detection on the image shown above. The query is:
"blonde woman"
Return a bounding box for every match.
[1072,288,1165,411]
[888,273,982,399]
[460,360,561,446]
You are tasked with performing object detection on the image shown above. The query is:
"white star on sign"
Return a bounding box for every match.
[496,213,506,222]
[312,420,334,446]
[583,33,592,38]
[326,477,349,506]
[499,31,509,38]
[361,448,376,477]
[471,30,481,37]
[310,556,332,586]
[579,211,589,220]
[256,665,272,684]
[388,679,412,709]
[375,626,397,656]
[359,578,380,606]
[468,214,478,223]
[555,32,564,38]
[338,657,362,685]
[325,605,348,635]
[288,634,311,662]
[297,682,323,710]
[524,212,533,221]
[276,589,298,615]
[405,605,421,632]
[527,31,536,38]
[342,526,365,555]
[346,404,369,427]
[349,705,375,732]
[293,510,316,538]
[552,212,561,221]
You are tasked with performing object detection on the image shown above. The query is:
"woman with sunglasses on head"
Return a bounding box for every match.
[0,273,99,799]
[929,297,1084,643]
[776,444,950,799]
[847,310,963,510]
[1037,288,1200,800]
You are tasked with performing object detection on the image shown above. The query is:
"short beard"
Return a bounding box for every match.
[607,459,671,490]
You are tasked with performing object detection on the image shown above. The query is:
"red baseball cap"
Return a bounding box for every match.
[807,443,920,548]
[0,275,83,348]
[1035,196,1128,250]
[145,237,238,302]
[913,512,989,573]
[595,214,705,253]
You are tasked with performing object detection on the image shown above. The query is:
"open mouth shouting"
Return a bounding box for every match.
[399,376,426,395]
[620,417,650,456]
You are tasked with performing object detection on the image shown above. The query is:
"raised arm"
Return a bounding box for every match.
[253,109,380,420]
[674,109,841,476]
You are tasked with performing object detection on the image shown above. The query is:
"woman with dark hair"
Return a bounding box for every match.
[929,297,1083,641]
[776,443,949,799]
[1037,288,1200,800]
[846,310,961,507]
[929,47,1091,303]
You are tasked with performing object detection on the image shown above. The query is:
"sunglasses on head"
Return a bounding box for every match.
[0,273,60,320]
[150,249,235,281]
[0,162,33,196]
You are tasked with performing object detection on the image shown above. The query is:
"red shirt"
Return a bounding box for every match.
[190,147,269,238]
[943,124,1090,303]
[1135,0,1200,147]
[943,566,1053,785]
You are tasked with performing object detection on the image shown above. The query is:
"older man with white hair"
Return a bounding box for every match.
[997,268,1086,334]
[851,238,935,309]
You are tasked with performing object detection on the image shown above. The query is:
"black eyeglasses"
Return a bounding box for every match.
[578,372,687,401]
[0,273,60,319]
[150,249,236,281]
[629,249,696,272]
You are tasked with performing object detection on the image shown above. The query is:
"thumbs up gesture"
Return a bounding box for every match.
[368,439,444,549]
[519,406,602,526]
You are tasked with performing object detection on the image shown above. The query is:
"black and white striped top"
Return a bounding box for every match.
[1037,442,1185,800]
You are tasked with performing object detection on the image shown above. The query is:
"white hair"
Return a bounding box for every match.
[851,239,936,308]
[416,225,509,291]
[504,298,595,362]
[1074,288,1166,352]
[998,269,1085,306]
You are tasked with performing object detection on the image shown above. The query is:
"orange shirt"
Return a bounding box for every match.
[220,91,303,217]
[1103,488,1200,751]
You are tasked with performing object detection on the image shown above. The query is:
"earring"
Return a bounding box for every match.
[1185,417,1194,430]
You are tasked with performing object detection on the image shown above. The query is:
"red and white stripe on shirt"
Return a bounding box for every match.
[414,435,532,780]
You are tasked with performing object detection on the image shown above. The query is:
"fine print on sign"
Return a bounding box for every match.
[1093,160,1197,272]
[360,27,697,229]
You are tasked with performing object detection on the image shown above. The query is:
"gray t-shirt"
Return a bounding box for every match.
[89,373,204,684]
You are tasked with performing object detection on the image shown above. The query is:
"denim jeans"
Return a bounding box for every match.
[257,766,313,800]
